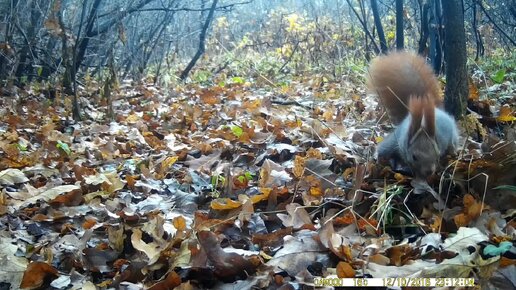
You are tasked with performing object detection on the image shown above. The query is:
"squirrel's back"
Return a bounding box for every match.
[367,51,442,124]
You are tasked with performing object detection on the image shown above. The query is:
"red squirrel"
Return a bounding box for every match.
[367,51,459,179]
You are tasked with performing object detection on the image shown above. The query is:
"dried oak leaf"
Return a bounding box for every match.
[20,261,59,289]
[82,217,97,229]
[49,188,84,206]
[252,227,292,248]
[385,244,420,266]
[82,247,118,273]
[197,230,261,282]
[148,271,181,290]
[336,261,355,278]
[454,194,483,227]
[173,215,187,231]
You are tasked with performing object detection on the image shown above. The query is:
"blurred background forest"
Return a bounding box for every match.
[1,0,514,97]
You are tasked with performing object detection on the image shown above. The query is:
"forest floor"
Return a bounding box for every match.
[0,76,515,289]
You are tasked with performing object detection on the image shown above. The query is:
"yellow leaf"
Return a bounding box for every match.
[322,109,334,122]
[394,173,406,181]
[173,216,186,231]
[250,188,271,204]
[343,167,354,180]
[162,156,178,169]
[309,186,323,197]
[497,105,516,122]
[259,250,273,260]
[96,280,112,288]
[336,261,355,278]
[293,155,305,178]
[286,14,301,32]
[306,148,322,159]
[126,113,139,123]
[210,198,242,210]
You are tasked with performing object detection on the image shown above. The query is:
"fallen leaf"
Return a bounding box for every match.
[277,203,313,229]
[20,262,59,289]
[336,261,355,278]
[210,198,242,210]
[148,271,181,290]
[197,231,260,282]
[443,227,488,253]
[0,168,29,185]
[19,185,81,209]
[173,216,187,231]
[131,229,161,264]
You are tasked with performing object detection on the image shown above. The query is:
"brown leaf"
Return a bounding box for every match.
[336,261,355,278]
[199,89,220,105]
[385,244,419,266]
[20,262,59,289]
[252,227,293,248]
[369,254,390,266]
[454,213,469,227]
[72,165,96,182]
[468,79,479,101]
[49,189,84,206]
[193,211,234,232]
[197,231,260,282]
[83,217,97,229]
[112,262,145,287]
[148,271,181,290]
[333,212,378,233]
[113,259,129,271]
[500,256,516,267]
[125,174,138,190]
[454,194,483,227]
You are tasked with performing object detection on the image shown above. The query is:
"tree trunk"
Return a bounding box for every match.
[370,0,388,54]
[39,38,58,79]
[429,0,443,74]
[395,0,404,50]
[180,0,219,81]
[345,0,379,57]
[442,0,468,118]
[58,8,81,120]
[15,0,42,82]
[418,1,430,54]
[472,1,484,60]
[74,0,103,73]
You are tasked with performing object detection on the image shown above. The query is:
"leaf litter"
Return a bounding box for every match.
[0,80,514,289]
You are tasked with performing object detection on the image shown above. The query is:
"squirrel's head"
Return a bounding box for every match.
[407,96,439,178]
[407,130,440,177]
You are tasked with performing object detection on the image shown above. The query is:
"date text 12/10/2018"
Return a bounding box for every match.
[313,277,476,287]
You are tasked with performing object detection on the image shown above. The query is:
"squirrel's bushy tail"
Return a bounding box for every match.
[367,51,441,124]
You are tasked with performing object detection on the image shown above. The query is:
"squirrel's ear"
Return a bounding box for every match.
[408,97,423,141]
[422,97,435,137]
[409,96,436,141]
